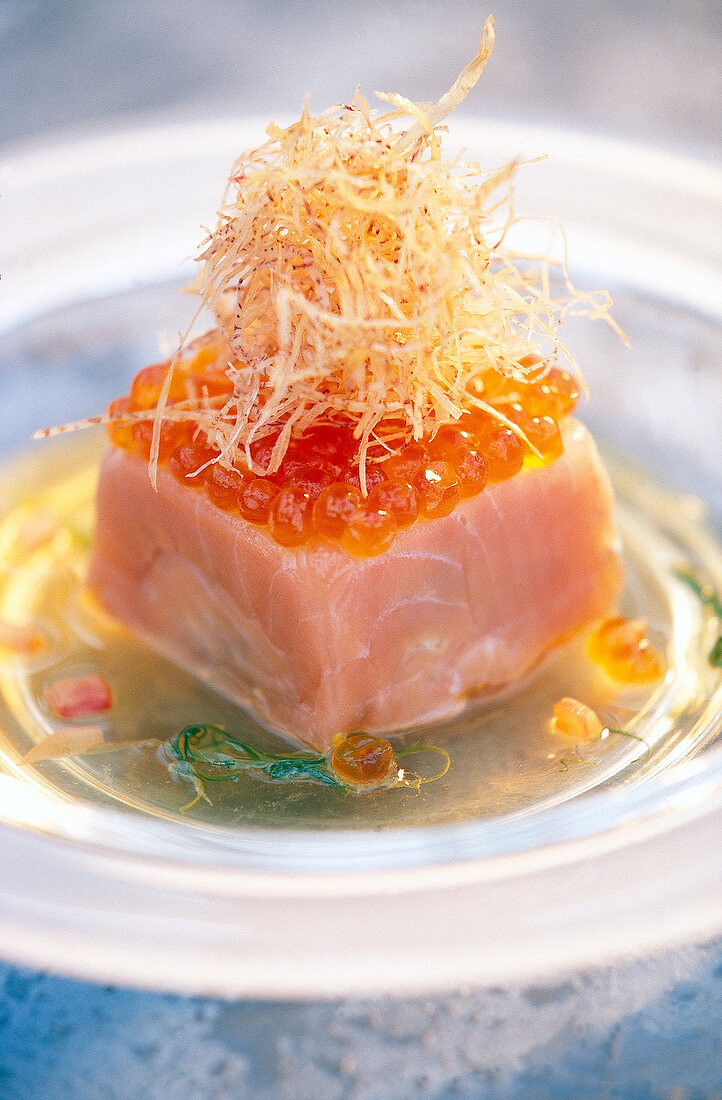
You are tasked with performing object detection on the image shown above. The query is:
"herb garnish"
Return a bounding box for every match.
[167,724,450,811]
[673,566,722,667]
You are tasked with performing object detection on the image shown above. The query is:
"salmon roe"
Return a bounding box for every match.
[131,418,195,462]
[313,483,363,538]
[414,461,461,519]
[268,486,314,548]
[552,697,604,742]
[169,441,219,483]
[341,505,398,557]
[367,478,419,528]
[238,478,278,524]
[205,464,246,510]
[110,351,579,555]
[588,617,664,683]
[330,733,397,787]
[475,427,524,482]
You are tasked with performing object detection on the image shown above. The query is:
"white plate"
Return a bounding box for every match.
[0,120,720,998]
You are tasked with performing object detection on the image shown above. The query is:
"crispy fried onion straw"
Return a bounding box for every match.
[35,16,620,491]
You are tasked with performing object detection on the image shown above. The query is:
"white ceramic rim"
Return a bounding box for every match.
[0,118,720,998]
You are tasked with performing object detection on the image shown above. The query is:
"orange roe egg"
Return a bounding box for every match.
[187,368,235,401]
[274,455,307,483]
[527,416,563,467]
[187,343,220,372]
[517,352,545,372]
[588,617,664,683]
[510,410,564,468]
[341,505,398,557]
[302,425,356,463]
[414,461,461,519]
[130,362,189,411]
[382,442,429,482]
[445,444,488,497]
[169,441,218,484]
[205,464,245,510]
[367,478,420,528]
[524,368,580,419]
[345,465,387,495]
[238,478,279,524]
[105,396,134,449]
[464,407,505,440]
[313,483,363,539]
[552,696,603,742]
[268,486,314,547]
[477,367,518,402]
[131,419,193,462]
[287,462,333,500]
[475,427,524,482]
[427,424,473,459]
[249,433,281,476]
[330,733,396,787]
[274,428,353,485]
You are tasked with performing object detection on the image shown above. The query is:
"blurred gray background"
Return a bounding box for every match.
[1,0,720,158]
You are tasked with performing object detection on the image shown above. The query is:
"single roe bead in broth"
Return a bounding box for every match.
[330,733,396,786]
[588,617,664,683]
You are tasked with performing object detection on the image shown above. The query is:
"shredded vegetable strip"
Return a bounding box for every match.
[146,17,614,485]
[33,18,617,487]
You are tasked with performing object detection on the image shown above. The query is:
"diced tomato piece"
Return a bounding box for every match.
[43,674,113,718]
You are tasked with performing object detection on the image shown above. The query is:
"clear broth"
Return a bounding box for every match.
[0,430,719,832]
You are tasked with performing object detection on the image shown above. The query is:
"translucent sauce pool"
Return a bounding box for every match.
[0,431,720,831]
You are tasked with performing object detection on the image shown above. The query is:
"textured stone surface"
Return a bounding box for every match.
[1,940,722,1099]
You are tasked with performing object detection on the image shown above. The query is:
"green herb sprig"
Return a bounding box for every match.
[558,726,650,772]
[673,566,722,668]
[167,724,449,811]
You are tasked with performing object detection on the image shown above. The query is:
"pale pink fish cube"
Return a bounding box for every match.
[88,420,622,751]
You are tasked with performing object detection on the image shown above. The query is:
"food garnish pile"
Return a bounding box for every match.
[103,17,613,556]
[19,18,693,797]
